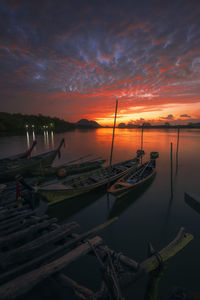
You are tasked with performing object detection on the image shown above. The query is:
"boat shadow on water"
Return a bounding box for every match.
[47,189,106,222]
[108,172,156,219]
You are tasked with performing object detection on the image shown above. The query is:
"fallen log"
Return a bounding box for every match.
[0,210,35,229]
[0,215,49,237]
[0,222,80,269]
[95,227,193,299]
[56,273,95,300]
[185,192,200,215]
[0,209,31,223]
[140,227,193,273]
[0,218,117,284]
[0,236,102,300]
[0,218,57,249]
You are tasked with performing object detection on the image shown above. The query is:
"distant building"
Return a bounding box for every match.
[142,122,151,127]
[127,123,137,128]
[165,122,170,127]
[118,123,126,128]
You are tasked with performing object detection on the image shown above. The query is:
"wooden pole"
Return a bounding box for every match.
[109,100,118,166]
[141,126,144,152]
[170,142,173,198]
[141,126,144,164]
[176,127,180,173]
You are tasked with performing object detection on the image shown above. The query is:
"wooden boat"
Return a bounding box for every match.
[108,157,157,198]
[31,159,106,178]
[108,175,155,219]
[36,156,139,205]
[0,140,37,163]
[0,139,65,183]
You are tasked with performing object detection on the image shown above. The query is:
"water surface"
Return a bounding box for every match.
[1,128,200,299]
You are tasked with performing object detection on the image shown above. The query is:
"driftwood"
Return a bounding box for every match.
[0,218,117,284]
[0,222,80,269]
[0,218,57,249]
[0,236,102,300]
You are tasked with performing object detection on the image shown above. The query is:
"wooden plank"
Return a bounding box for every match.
[0,236,102,300]
[0,222,80,269]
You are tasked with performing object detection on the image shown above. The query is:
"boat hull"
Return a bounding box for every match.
[109,168,156,198]
[38,158,139,205]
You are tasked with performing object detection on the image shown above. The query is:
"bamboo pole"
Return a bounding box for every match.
[141,126,144,164]
[170,142,173,198]
[176,128,180,173]
[109,100,118,166]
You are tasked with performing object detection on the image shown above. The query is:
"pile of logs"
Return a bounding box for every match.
[0,184,194,300]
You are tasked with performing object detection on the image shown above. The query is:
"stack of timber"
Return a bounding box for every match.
[0,190,194,300]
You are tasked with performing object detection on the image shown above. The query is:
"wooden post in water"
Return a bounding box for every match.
[109,99,118,166]
[141,126,144,164]
[170,142,173,198]
[176,127,180,173]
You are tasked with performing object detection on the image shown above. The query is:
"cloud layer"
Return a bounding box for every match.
[0,0,200,124]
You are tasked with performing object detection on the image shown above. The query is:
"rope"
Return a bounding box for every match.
[87,241,124,300]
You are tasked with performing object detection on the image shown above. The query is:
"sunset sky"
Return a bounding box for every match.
[0,0,200,125]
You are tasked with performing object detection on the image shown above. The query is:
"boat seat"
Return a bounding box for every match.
[89,176,99,183]
[115,166,127,172]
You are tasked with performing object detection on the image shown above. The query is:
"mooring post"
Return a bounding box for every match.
[109,99,118,166]
[176,127,180,174]
[141,126,144,164]
[171,142,173,198]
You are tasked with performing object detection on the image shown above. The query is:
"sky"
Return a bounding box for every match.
[0,0,200,125]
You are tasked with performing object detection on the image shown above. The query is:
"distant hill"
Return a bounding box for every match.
[0,112,75,133]
[76,119,102,128]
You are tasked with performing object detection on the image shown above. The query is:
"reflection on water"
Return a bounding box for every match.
[1,128,200,299]
[43,130,50,150]
[51,131,54,149]
[32,131,35,141]
[48,190,105,222]
[26,131,30,148]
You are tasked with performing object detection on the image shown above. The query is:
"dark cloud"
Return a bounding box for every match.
[161,114,174,120]
[180,114,191,118]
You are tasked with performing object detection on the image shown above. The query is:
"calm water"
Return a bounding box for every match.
[1,128,200,299]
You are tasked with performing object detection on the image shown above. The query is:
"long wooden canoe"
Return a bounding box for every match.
[37,156,139,205]
[108,159,157,198]
[0,139,65,182]
[31,159,106,178]
[0,140,37,163]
